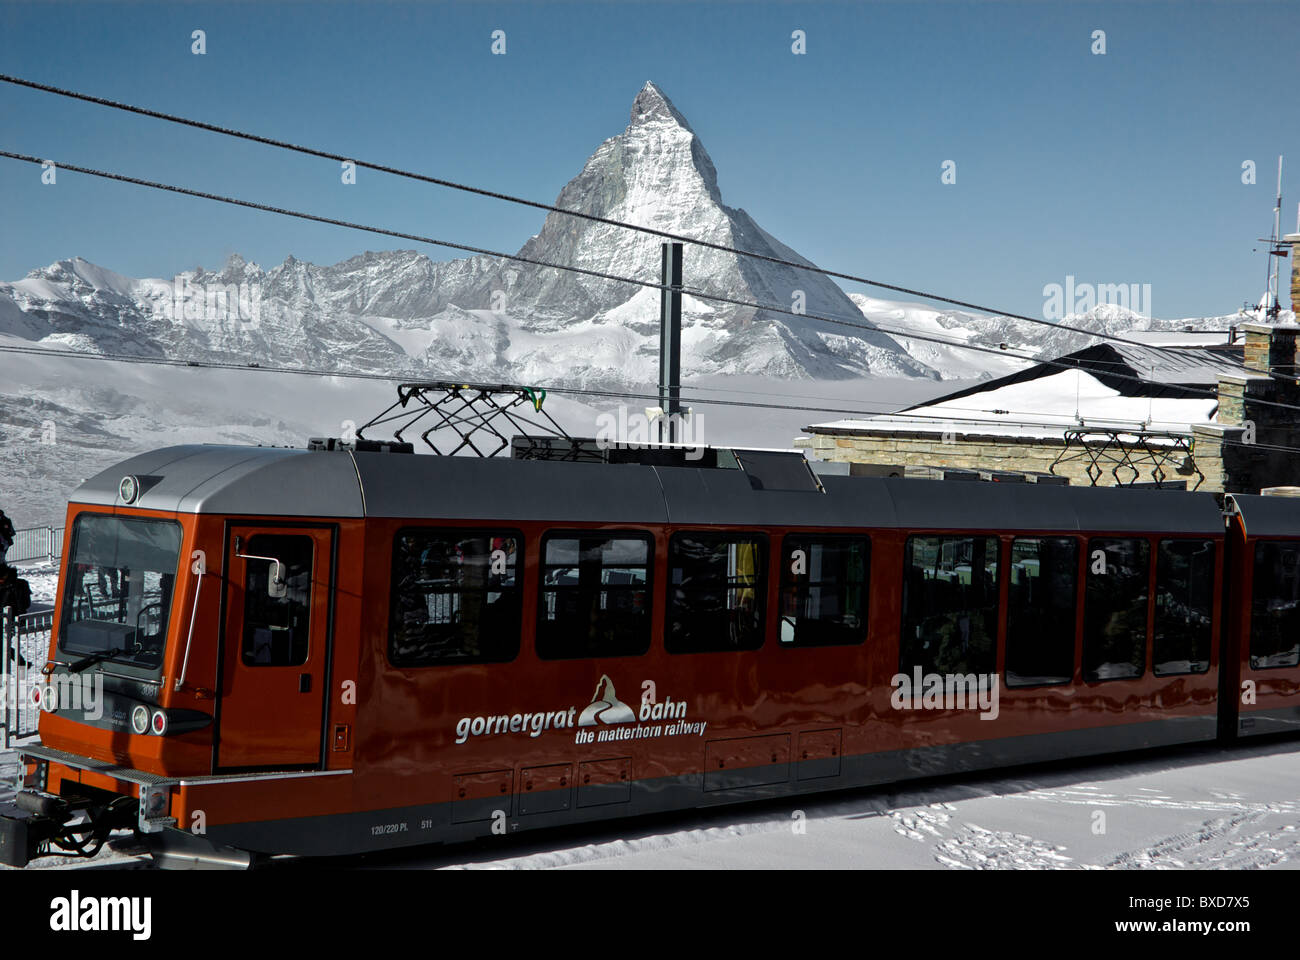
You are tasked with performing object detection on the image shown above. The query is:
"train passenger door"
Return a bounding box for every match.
[218,526,333,770]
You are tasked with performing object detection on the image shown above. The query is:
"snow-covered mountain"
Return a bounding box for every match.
[850,294,1257,380]
[3,80,1251,389]
[0,83,940,386]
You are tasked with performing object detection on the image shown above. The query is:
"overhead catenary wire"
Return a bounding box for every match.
[0,341,1288,462]
[6,71,1293,411]
[9,148,1300,420]
[0,340,1066,425]
[0,338,1216,432]
[0,72,1202,357]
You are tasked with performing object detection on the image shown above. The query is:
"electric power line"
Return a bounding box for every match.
[0,72,1204,357]
[10,149,1300,421]
[0,341,1287,462]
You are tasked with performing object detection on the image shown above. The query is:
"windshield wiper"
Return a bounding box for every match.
[67,648,124,674]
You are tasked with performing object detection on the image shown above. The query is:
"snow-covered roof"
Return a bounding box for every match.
[806,336,1247,442]
[1123,330,1238,347]
[808,368,1220,441]
[1100,342,1247,385]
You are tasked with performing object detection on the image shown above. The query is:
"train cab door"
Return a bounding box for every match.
[217,526,334,770]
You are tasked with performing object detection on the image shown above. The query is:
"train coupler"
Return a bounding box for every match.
[0,789,137,867]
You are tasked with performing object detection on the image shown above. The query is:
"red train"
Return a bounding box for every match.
[2,439,1298,868]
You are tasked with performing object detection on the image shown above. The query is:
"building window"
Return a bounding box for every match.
[900,536,999,676]
[389,529,521,666]
[1250,540,1300,669]
[1006,537,1077,687]
[1153,539,1215,676]
[1083,538,1150,681]
[538,533,652,659]
[667,533,766,653]
[778,536,869,646]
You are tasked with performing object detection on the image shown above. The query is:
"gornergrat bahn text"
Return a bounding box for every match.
[2,440,1297,868]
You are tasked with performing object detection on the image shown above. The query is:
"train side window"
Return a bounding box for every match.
[900,535,999,676]
[538,533,652,659]
[389,529,521,666]
[666,533,766,653]
[242,534,314,667]
[1082,538,1150,682]
[778,536,869,646]
[1250,540,1300,669]
[1153,539,1215,676]
[1006,537,1077,687]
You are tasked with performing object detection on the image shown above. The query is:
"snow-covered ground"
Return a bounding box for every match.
[405,738,1300,870]
[0,341,959,529]
[5,728,1297,871]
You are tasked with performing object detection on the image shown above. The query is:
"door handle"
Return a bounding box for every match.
[299,673,311,693]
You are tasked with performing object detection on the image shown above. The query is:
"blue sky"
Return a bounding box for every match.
[0,0,1296,321]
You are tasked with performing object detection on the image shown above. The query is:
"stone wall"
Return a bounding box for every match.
[806,430,1213,490]
[1242,322,1299,377]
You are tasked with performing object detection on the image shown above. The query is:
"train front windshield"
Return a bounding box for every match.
[58,514,183,674]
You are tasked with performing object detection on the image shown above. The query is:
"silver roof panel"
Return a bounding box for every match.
[74,445,364,518]
[69,444,1227,534]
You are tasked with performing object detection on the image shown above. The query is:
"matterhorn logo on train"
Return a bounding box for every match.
[452,674,706,747]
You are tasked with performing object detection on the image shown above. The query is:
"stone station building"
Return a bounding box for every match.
[801,239,1300,495]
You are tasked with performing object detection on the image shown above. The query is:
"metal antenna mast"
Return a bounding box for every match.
[1265,156,1285,320]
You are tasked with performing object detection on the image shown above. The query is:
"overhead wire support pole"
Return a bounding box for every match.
[659,242,684,444]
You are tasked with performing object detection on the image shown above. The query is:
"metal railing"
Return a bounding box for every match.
[2,605,52,748]
[3,526,63,565]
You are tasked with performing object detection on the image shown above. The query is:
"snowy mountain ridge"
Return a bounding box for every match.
[0,82,1252,389]
[0,83,941,386]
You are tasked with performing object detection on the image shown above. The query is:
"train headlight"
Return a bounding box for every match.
[118,475,139,504]
[150,709,168,736]
[131,705,150,735]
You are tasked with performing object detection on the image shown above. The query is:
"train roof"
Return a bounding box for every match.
[64,443,1242,535]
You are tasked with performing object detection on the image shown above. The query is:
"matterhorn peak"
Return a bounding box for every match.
[629,81,694,132]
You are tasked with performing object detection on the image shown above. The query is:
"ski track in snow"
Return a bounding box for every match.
[425,745,1300,871]
[889,796,1300,871]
